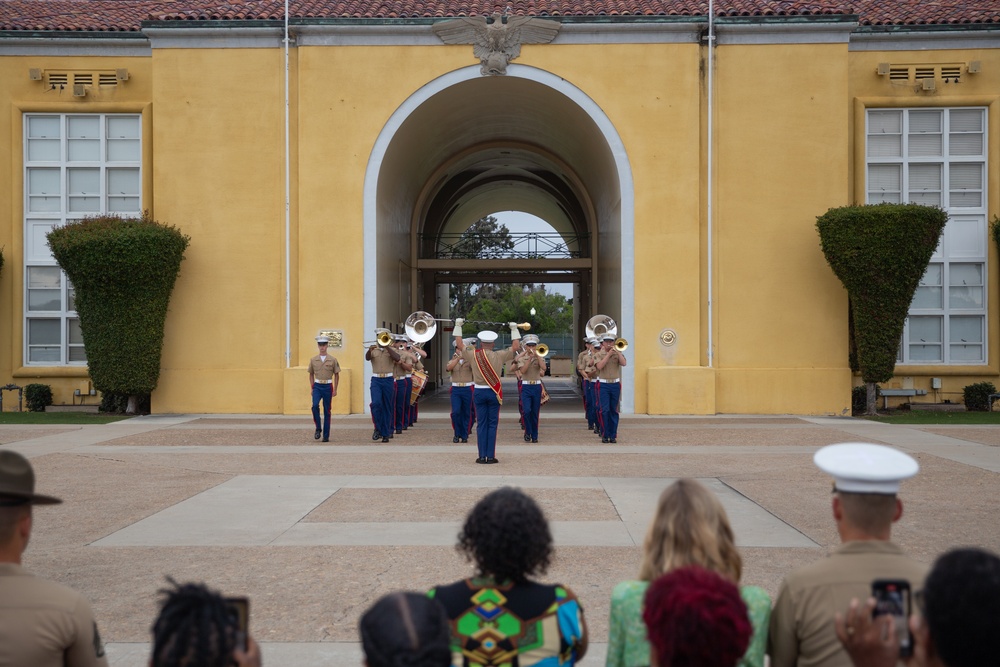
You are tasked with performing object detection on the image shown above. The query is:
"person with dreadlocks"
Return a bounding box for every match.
[150,578,260,667]
[359,591,452,667]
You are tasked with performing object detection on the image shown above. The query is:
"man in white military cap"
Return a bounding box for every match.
[453,319,522,463]
[308,334,341,442]
[769,443,928,667]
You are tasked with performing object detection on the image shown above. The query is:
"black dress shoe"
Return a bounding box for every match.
[602,437,609,443]
[372,429,380,441]
[314,430,321,440]
[322,438,329,443]
[382,436,389,443]
[453,436,460,443]
[475,457,486,464]
[610,438,617,443]
[524,434,531,442]
[395,429,402,434]
[531,438,538,443]
[593,428,600,434]
[461,438,468,443]
[486,457,499,464]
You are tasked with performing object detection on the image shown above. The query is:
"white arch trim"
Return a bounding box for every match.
[363,64,635,413]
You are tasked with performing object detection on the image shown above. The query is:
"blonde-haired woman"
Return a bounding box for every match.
[605,478,771,667]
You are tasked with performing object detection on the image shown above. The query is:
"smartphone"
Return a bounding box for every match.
[224,597,250,653]
[871,579,912,657]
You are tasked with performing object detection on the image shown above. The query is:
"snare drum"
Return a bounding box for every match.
[410,370,428,405]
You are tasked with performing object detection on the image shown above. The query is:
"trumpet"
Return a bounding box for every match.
[614,338,628,352]
[362,331,393,347]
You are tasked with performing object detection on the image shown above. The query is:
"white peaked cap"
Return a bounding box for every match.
[814,442,919,494]
[478,330,498,342]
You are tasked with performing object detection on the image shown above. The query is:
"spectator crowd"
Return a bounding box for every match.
[1,443,997,667]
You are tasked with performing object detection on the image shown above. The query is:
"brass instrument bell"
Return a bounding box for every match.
[614,338,628,352]
[585,314,618,340]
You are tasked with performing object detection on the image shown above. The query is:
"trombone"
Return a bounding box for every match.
[362,331,393,348]
[614,338,628,352]
[535,343,550,357]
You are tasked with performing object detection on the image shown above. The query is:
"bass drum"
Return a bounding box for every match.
[410,370,429,405]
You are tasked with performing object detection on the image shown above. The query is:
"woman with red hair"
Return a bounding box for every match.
[605,478,771,667]
[642,566,752,667]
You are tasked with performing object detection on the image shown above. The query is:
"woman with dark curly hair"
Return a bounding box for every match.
[642,566,752,667]
[359,591,452,667]
[428,487,588,666]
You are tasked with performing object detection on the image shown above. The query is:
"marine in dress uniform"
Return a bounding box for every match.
[768,443,927,667]
[447,337,477,443]
[0,450,109,667]
[453,319,522,464]
[408,338,427,427]
[594,334,626,442]
[366,328,401,443]
[515,334,546,443]
[579,337,599,433]
[392,335,415,435]
[308,335,340,442]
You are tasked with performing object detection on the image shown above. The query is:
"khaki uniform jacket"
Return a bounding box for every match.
[460,347,516,386]
[0,563,109,667]
[368,346,396,375]
[768,540,928,667]
[393,348,414,379]
[594,348,622,381]
[449,353,474,384]
[515,351,545,381]
[308,354,341,382]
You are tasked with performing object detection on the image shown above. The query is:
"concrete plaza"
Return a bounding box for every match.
[3,377,999,666]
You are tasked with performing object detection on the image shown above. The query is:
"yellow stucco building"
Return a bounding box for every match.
[0,1,998,415]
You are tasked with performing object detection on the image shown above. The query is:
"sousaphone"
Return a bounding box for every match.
[585,314,618,340]
[404,311,438,343]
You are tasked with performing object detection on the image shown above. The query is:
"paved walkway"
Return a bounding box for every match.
[3,377,999,666]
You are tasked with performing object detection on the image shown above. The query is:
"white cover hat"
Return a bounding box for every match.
[814,442,919,494]
[478,330,498,343]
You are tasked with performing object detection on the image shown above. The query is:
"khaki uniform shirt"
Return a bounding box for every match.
[769,540,928,667]
[516,350,545,381]
[0,563,109,667]
[577,350,589,377]
[449,353,474,384]
[594,348,622,381]
[308,354,340,382]
[460,346,516,386]
[393,348,414,379]
[369,346,395,375]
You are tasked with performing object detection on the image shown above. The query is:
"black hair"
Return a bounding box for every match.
[150,578,238,667]
[359,592,452,667]
[924,547,1000,667]
[458,487,553,583]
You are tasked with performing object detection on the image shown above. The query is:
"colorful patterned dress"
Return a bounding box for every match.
[429,577,587,666]
[604,580,771,667]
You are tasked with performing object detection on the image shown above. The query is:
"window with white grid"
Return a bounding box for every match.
[866,107,987,365]
[23,113,141,365]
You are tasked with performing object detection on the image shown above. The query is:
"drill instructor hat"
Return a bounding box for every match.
[0,450,62,505]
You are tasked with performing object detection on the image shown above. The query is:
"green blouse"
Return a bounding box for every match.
[605,579,771,667]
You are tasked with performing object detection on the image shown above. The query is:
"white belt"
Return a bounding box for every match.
[474,384,492,390]
[404,374,412,378]
[452,382,472,387]
[373,373,393,378]
[522,380,542,385]
[598,378,620,383]
[314,379,333,384]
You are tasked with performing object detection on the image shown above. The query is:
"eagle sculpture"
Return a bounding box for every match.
[432,14,561,76]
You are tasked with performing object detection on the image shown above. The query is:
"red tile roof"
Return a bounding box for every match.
[0,0,997,32]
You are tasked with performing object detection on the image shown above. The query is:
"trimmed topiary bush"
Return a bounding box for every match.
[47,212,189,414]
[24,383,53,412]
[817,203,948,415]
[963,381,997,412]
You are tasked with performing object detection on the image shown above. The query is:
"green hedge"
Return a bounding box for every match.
[963,382,997,412]
[46,213,189,405]
[24,383,53,412]
[817,204,948,385]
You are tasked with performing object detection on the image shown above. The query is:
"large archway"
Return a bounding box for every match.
[364,64,635,412]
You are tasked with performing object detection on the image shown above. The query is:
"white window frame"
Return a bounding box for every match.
[866,107,988,366]
[23,113,142,366]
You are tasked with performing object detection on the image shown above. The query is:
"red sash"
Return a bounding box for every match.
[474,349,503,404]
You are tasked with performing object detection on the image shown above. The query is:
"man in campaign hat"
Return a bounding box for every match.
[308,334,341,442]
[769,443,928,667]
[453,319,522,463]
[0,449,108,666]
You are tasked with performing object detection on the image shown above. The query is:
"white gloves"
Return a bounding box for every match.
[509,322,521,340]
[453,318,464,338]
[455,318,464,326]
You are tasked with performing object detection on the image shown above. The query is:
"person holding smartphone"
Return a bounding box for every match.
[769,443,928,667]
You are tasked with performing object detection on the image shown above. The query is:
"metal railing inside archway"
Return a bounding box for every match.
[426,232,587,259]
